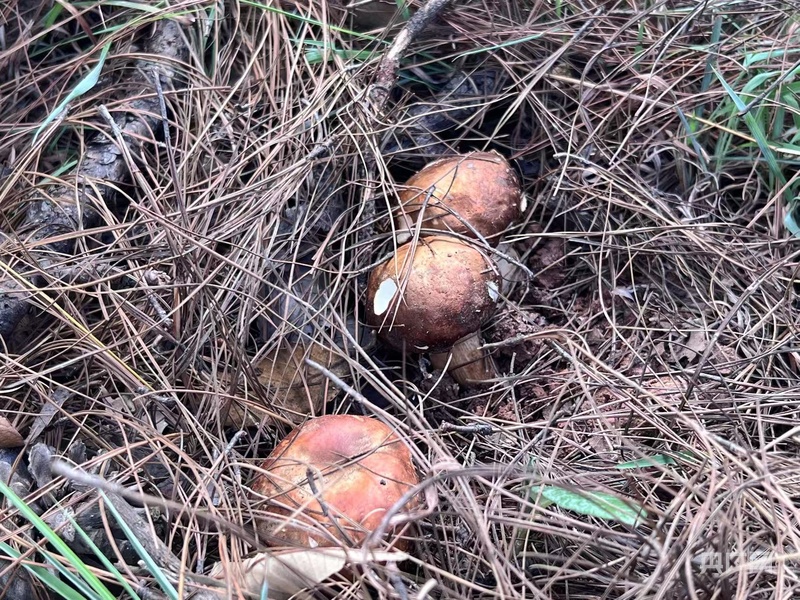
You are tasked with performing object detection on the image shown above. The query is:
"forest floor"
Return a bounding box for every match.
[2,0,800,598]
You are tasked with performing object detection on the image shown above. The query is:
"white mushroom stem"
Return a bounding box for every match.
[430,333,497,386]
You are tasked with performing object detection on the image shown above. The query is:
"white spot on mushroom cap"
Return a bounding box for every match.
[520,193,528,213]
[487,281,499,302]
[373,278,398,316]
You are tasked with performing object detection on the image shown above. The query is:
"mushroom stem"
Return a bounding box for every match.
[430,333,497,386]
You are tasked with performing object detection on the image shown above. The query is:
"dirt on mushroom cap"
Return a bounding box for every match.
[366,236,501,352]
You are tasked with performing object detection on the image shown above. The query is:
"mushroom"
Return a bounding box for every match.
[394,151,523,245]
[366,236,501,386]
[251,414,419,550]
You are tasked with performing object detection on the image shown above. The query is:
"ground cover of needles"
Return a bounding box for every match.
[2,1,800,598]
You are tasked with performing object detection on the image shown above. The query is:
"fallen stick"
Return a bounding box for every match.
[0,19,188,342]
[367,0,454,111]
[306,0,454,161]
[355,0,455,264]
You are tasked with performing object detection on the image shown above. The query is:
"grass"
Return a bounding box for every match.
[0,479,128,599]
[2,0,800,598]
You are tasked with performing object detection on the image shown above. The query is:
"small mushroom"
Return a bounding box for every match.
[394,151,523,245]
[366,236,501,386]
[251,415,419,550]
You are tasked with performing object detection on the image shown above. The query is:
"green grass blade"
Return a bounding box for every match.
[616,451,696,470]
[99,492,179,600]
[780,88,800,134]
[615,454,677,469]
[301,41,376,65]
[66,511,141,600]
[772,92,786,141]
[0,541,89,600]
[785,205,800,236]
[712,66,788,197]
[33,41,112,142]
[700,15,722,96]
[37,550,103,599]
[42,4,66,29]
[530,485,648,527]
[40,158,79,185]
[741,70,781,94]
[744,48,800,68]
[72,0,167,11]
[455,31,546,58]
[395,0,411,20]
[0,478,116,600]
[676,107,708,170]
[239,0,383,42]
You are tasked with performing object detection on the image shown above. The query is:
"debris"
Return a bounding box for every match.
[25,388,71,444]
[207,549,409,600]
[0,19,188,342]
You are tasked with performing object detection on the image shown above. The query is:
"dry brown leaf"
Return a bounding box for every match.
[26,388,71,443]
[219,398,274,429]
[213,341,351,429]
[0,415,23,448]
[254,341,350,423]
[207,548,408,599]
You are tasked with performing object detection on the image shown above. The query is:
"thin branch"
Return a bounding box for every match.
[367,0,454,111]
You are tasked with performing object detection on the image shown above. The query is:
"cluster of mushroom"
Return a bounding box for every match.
[249,151,523,556]
[366,151,524,386]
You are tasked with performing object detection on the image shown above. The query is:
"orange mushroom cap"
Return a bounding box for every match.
[366,236,501,353]
[395,151,522,244]
[251,415,419,549]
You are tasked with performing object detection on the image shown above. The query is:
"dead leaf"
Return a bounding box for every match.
[676,328,707,362]
[219,328,372,428]
[0,415,23,448]
[611,286,635,300]
[26,388,71,443]
[28,443,54,489]
[494,243,527,284]
[207,549,408,599]
[255,341,349,423]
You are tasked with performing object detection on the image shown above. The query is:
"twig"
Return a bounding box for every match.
[25,388,72,444]
[305,357,366,407]
[305,466,356,546]
[306,0,454,161]
[367,0,454,111]
[206,430,246,507]
[439,422,494,436]
[153,68,188,224]
[354,0,455,268]
[50,460,260,547]
[389,570,410,600]
[98,490,183,573]
[737,54,800,116]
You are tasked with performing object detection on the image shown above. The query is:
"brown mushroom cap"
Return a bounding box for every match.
[366,236,501,352]
[395,151,522,243]
[251,415,419,549]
